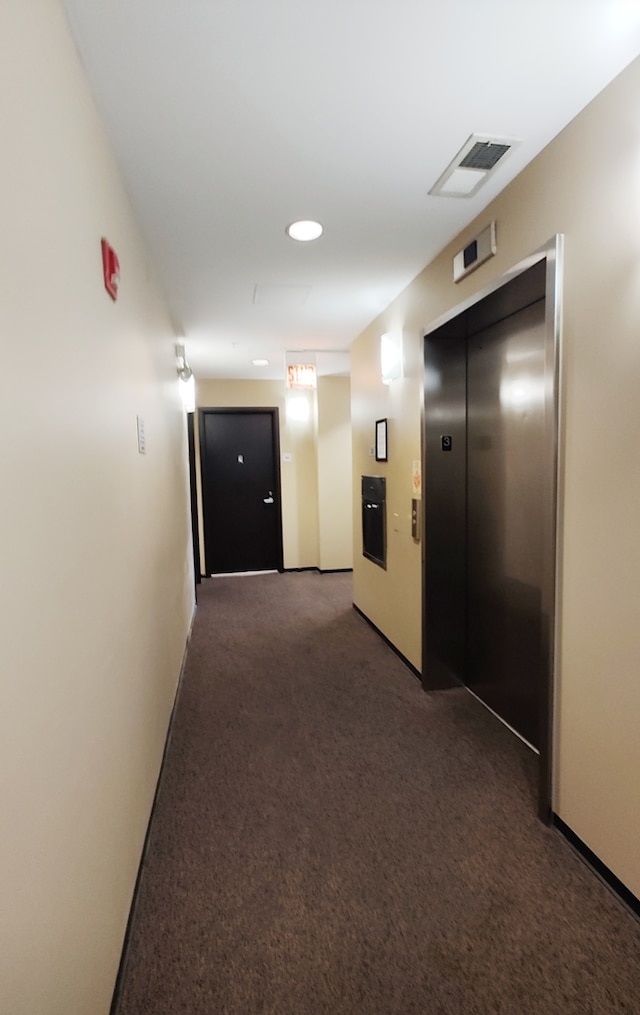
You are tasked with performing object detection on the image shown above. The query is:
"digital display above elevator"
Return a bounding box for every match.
[463,240,478,269]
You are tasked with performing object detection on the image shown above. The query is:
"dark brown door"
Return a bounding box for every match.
[199,408,283,575]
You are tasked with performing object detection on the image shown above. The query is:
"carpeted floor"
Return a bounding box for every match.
[114,571,640,1014]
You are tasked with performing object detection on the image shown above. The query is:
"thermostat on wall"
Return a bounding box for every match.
[453,221,496,282]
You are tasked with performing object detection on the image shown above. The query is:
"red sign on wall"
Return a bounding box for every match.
[286,364,316,389]
[101,238,120,301]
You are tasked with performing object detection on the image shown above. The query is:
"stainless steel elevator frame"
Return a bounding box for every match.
[421,235,563,822]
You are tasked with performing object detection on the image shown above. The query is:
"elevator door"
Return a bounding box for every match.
[466,298,546,748]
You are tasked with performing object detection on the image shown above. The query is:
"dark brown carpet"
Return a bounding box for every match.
[114,571,640,1014]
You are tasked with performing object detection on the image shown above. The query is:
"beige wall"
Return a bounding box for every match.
[317,376,353,571]
[351,333,423,667]
[0,4,194,1014]
[351,55,640,899]
[196,377,352,572]
[5,7,637,1010]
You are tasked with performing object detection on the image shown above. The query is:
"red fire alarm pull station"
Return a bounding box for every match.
[101,238,120,301]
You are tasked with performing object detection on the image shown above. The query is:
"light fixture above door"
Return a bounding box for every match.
[380,332,403,384]
[176,340,195,412]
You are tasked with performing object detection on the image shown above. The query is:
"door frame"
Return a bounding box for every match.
[187,412,201,592]
[421,235,564,822]
[198,406,284,575]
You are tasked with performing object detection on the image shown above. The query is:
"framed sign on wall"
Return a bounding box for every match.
[375,418,387,462]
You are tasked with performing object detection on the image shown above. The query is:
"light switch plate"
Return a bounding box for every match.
[137,415,146,455]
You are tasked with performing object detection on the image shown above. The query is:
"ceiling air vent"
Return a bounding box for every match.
[429,134,520,198]
[459,141,511,171]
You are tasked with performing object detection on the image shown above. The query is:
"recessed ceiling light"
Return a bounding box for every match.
[286,220,323,242]
[252,358,269,366]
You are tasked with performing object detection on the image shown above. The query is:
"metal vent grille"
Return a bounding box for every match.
[459,141,511,171]
[429,134,520,198]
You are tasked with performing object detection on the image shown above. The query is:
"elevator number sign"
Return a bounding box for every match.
[441,435,453,452]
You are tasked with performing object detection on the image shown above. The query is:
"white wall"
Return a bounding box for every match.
[350,54,640,900]
[0,4,194,1013]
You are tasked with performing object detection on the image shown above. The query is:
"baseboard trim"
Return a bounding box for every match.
[283,567,354,575]
[552,814,640,921]
[352,603,421,681]
[109,604,197,1015]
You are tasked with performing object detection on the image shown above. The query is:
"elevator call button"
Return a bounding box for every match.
[441,435,453,452]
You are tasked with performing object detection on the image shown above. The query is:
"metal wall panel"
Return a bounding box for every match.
[466,298,546,748]
[423,259,549,739]
[423,317,467,689]
[422,246,561,818]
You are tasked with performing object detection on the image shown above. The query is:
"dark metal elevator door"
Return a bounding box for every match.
[466,298,546,748]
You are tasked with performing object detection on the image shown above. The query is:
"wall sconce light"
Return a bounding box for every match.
[176,340,196,412]
[380,332,403,385]
[286,394,311,423]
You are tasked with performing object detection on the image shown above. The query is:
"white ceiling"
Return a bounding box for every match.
[63,0,640,380]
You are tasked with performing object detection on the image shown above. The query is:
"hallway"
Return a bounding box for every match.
[113,572,640,1014]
